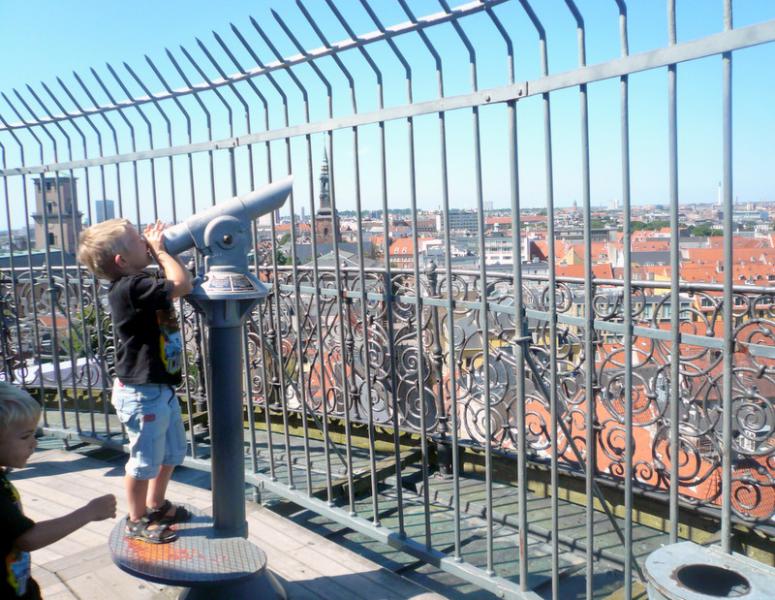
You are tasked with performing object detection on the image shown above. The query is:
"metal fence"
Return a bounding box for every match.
[1,1,774,598]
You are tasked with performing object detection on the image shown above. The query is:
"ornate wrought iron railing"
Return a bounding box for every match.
[2,264,773,527]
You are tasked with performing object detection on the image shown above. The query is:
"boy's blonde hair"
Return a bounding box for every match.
[77,218,132,280]
[0,382,41,433]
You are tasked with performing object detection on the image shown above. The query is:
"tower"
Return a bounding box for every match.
[315,151,340,245]
[32,176,83,254]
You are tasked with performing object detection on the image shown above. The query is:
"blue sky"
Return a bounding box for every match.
[1,0,774,226]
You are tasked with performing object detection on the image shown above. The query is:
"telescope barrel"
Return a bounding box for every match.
[163,175,293,256]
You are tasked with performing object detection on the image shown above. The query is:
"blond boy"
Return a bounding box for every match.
[78,219,193,544]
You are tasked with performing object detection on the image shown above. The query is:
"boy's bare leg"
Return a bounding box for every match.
[125,475,149,521]
[147,464,175,513]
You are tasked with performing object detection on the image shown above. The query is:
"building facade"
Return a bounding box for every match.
[95,199,116,223]
[32,176,82,254]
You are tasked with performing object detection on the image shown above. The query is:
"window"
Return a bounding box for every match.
[47,232,56,246]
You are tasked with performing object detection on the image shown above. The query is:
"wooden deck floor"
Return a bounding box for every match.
[11,443,445,599]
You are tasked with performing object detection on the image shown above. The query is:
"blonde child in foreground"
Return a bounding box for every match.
[0,382,116,599]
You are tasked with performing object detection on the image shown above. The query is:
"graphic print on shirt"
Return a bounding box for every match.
[2,478,30,597]
[157,307,183,375]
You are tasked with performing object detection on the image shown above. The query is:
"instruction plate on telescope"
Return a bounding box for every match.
[230,275,255,291]
[203,274,258,293]
[206,275,232,290]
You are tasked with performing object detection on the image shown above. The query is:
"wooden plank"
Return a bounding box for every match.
[246,505,435,600]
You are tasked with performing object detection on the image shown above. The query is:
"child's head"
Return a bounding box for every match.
[0,382,41,469]
[78,218,151,280]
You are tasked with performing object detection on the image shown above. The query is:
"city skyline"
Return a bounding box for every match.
[1,1,774,232]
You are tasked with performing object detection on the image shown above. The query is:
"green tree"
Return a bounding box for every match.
[276,250,289,265]
[691,223,723,237]
[631,220,670,231]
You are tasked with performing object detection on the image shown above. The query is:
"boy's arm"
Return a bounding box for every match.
[144,220,193,298]
[155,252,193,299]
[15,494,116,552]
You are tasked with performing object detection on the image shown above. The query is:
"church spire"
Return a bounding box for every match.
[318,149,331,214]
[315,150,339,244]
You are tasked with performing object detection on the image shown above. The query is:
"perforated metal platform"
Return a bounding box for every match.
[109,505,266,587]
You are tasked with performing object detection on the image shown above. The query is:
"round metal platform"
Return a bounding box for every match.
[109,504,283,597]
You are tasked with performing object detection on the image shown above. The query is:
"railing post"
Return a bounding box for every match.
[427,261,452,476]
[265,296,282,412]
[343,265,360,422]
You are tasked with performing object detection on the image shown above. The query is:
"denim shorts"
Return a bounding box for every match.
[112,381,187,480]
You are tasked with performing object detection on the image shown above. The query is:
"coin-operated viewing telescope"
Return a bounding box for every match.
[164,175,292,535]
[109,176,293,599]
[163,175,293,316]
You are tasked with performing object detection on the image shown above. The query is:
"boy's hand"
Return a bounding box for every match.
[85,494,117,521]
[144,220,168,259]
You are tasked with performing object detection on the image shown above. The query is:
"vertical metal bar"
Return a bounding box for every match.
[5,93,68,426]
[194,37,248,203]
[667,0,680,544]
[485,0,530,587]
[178,46,227,209]
[396,0,437,549]
[91,68,141,230]
[615,0,633,595]
[14,93,73,407]
[254,305,277,480]
[122,62,177,224]
[249,19,316,493]
[249,21,296,489]
[25,85,84,434]
[216,27,308,498]
[519,1,559,596]
[243,327,260,490]
[239,22,311,493]
[438,0,495,574]
[299,0,366,504]
[166,49,217,454]
[106,63,159,224]
[322,0,383,527]
[380,0,438,539]
[405,80,431,548]
[0,141,25,388]
[72,70,121,436]
[721,0,734,554]
[41,81,99,434]
[563,3,596,596]
[192,40,257,487]
[0,112,47,414]
[272,8,354,504]
[163,49,215,437]
[63,87,108,434]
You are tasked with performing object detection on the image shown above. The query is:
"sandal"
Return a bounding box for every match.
[125,515,178,544]
[147,499,192,526]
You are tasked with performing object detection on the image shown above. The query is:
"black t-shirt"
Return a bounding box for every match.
[1,470,41,599]
[108,271,184,386]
